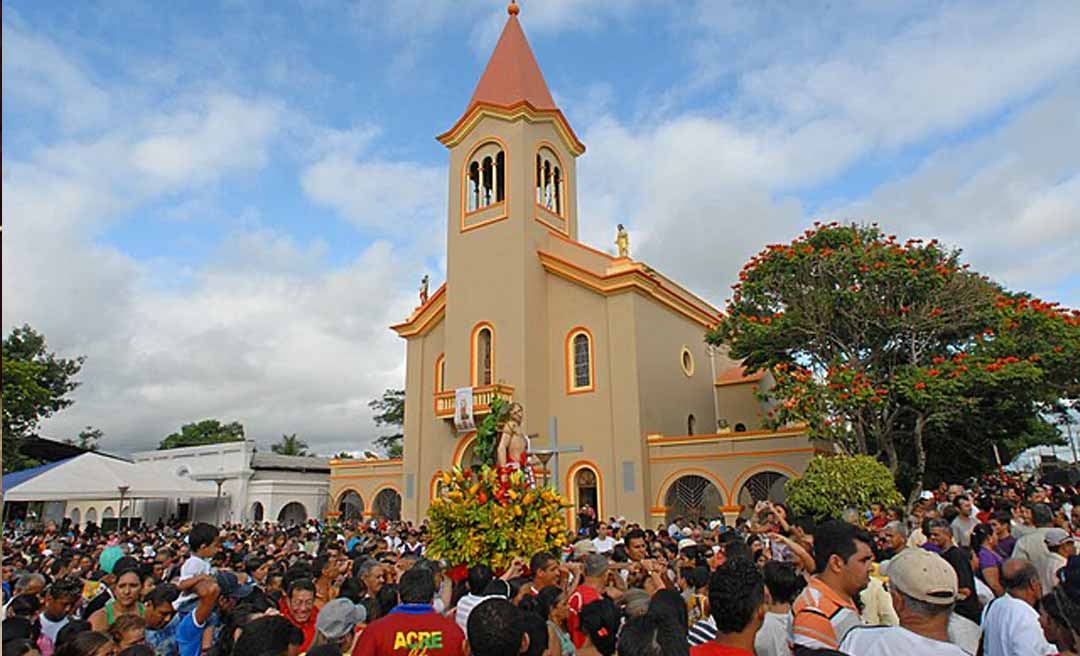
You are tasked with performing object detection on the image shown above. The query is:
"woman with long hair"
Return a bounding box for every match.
[88,567,144,633]
[520,585,574,656]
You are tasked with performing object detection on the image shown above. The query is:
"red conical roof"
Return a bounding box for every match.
[468,7,557,111]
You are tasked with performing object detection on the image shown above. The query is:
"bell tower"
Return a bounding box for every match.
[435,0,586,441]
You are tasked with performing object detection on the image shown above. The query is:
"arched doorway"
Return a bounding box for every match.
[574,468,599,530]
[338,490,364,521]
[664,474,724,524]
[277,502,307,525]
[736,471,790,515]
[103,507,115,519]
[70,508,81,527]
[251,502,264,523]
[85,508,97,525]
[373,488,402,521]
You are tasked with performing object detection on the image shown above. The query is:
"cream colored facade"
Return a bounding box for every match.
[329,8,821,527]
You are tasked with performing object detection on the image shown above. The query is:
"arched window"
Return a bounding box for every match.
[566,328,594,393]
[466,143,505,213]
[536,146,564,215]
[688,414,696,435]
[472,324,494,386]
[434,354,446,393]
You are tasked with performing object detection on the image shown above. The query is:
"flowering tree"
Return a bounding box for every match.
[709,223,1080,502]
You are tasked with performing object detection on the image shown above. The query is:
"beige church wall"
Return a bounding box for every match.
[631,296,718,439]
[328,458,404,520]
[645,428,818,523]
[401,318,451,521]
[713,383,767,432]
[542,276,649,525]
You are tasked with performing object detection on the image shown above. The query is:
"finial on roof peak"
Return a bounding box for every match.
[508,0,519,16]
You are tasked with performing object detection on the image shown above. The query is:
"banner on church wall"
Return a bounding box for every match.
[454,387,475,433]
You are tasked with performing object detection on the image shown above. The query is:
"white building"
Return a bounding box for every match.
[131,441,330,525]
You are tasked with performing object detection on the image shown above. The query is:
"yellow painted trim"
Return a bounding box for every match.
[566,460,604,526]
[434,353,446,394]
[438,101,585,156]
[453,432,478,469]
[391,284,446,338]
[647,426,806,446]
[648,447,816,464]
[653,468,730,510]
[461,137,510,233]
[330,472,404,480]
[534,141,567,219]
[538,250,719,329]
[470,321,495,386]
[565,326,596,395]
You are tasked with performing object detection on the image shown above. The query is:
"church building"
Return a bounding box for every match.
[328,3,823,527]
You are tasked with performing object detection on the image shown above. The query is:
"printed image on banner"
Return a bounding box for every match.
[454,387,475,433]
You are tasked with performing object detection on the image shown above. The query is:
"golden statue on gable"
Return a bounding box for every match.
[616,223,630,258]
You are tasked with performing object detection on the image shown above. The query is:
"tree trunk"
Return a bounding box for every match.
[907,414,928,509]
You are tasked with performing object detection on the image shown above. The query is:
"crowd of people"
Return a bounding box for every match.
[5,471,1080,656]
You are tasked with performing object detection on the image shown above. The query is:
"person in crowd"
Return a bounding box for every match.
[991,511,1018,559]
[972,522,1006,597]
[528,552,563,597]
[54,631,116,656]
[88,565,145,632]
[981,559,1059,656]
[952,496,979,548]
[791,520,872,652]
[279,578,319,652]
[927,518,982,624]
[352,566,464,656]
[467,598,529,656]
[839,548,967,655]
[231,615,304,656]
[520,585,574,656]
[754,561,802,656]
[645,589,689,656]
[309,598,364,655]
[592,524,617,555]
[1042,528,1073,593]
[142,583,179,656]
[38,576,82,655]
[1013,504,1055,579]
[175,524,219,609]
[454,563,494,632]
[576,599,620,656]
[109,615,146,651]
[568,554,608,648]
[690,558,764,656]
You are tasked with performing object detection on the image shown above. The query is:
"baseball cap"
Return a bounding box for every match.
[215,571,254,600]
[887,548,957,605]
[573,539,598,558]
[1046,528,1073,547]
[677,538,697,552]
[919,491,935,500]
[316,598,367,639]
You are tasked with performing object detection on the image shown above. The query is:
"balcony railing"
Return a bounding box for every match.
[434,384,515,419]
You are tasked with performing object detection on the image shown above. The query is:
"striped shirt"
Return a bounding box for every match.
[791,576,862,651]
[453,593,490,632]
[688,617,718,646]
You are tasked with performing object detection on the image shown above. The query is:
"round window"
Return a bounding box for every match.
[680,347,694,377]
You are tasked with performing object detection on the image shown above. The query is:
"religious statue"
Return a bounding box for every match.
[419,274,430,304]
[496,402,538,487]
[616,224,630,258]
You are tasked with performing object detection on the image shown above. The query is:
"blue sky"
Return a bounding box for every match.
[4,1,1079,455]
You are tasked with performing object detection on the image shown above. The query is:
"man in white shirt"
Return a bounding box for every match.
[591,522,617,554]
[951,496,978,548]
[1013,504,1055,578]
[840,548,969,655]
[982,559,1059,656]
[1042,528,1072,593]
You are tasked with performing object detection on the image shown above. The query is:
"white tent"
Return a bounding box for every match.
[3,452,219,502]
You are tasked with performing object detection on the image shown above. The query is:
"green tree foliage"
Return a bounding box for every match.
[159,419,245,450]
[271,433,311,456]
[472,396,509,468]
[2,325,84,472]
[785,455,903,521]
[65,426,103,451]
[369,389,405,458]
[710,223,1080,502]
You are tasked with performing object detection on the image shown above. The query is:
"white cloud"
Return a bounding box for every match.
[1,14,111,132]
